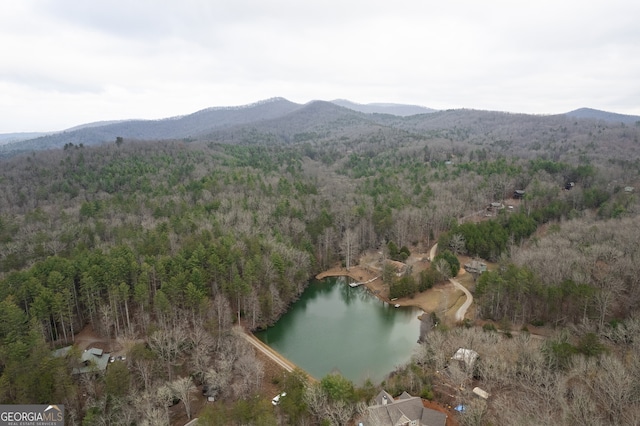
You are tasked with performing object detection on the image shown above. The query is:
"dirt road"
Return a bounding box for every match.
[430,243,473,322]
[450,278,472,322]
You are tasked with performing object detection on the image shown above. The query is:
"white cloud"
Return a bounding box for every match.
[1,0,639,132]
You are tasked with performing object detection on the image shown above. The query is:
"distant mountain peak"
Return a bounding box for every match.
[199,97,293,113]
[564,107,640,124]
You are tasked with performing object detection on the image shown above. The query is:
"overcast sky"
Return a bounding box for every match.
[1,0,639,132]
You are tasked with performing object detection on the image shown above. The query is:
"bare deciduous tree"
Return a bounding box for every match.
[204,366,231,401]
[133,389,169,426]
[245,289,261,330]
[303,382,358,426]
[434,258,451,280]
[189,325,215,381]
[235,350,264,392]
[156,384,174,423]
[131,355,155,392]
[148,324,187,380]
[340,228,359,271]
[449,233,466,256]
[168,376,196,420]
[392,210,410,249]
[212,296,232,345]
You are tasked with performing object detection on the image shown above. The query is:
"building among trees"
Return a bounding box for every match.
[451,348,479,371]
[363,390,447,426]
[53,346,111,375]
[464,260,487,274]
[385,260,408,277]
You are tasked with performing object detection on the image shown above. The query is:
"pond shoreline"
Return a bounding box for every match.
[256,277,422,384]
[315,265,463,322]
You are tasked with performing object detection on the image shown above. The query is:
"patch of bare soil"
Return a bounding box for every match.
[170,392,207,426]
[423,399,460,426]
[74,324,115,352]
[73,324,139,359]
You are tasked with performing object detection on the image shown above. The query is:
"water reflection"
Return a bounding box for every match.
[339,278,356,305]
[256,277,420,384]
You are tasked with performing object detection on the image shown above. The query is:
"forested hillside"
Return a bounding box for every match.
[1,104,640,424]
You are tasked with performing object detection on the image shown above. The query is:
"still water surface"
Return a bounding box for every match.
[255,277,420,384]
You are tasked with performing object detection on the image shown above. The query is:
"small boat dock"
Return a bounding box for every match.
[348,275,380,288]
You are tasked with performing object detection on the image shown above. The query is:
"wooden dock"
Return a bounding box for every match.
[315,265,378,283]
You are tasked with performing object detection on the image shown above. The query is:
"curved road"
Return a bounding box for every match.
[451,278,473,322]
[429,242,438,262]
[430,243,473,322]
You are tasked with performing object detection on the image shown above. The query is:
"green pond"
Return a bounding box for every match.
[255,277,421,384]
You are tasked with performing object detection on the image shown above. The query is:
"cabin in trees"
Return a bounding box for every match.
[53,346,111,375]
[487,202,504,216]
[386,260,409,277]
[362,390,447,426]
[513,189,525,199]
[464,260,487,274]
[451,348,479,371]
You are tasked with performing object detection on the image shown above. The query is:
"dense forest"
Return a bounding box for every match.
[1,101,639,425]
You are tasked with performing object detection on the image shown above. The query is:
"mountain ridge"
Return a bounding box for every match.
[1,99,639,156]
[564,107,640,124]
[330,99,436,116]
[0,98,303,154]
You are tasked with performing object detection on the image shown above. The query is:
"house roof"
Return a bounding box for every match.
[421,408,448,426]
[52,345,111,374]
[398,391,412,400]
[74,348,110,374]
[386,260,407,271]
[464,260,486,273]
[88,347,103,356]
[452,348,479,369]
[374,390,395,406]
[366,390,447,426]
